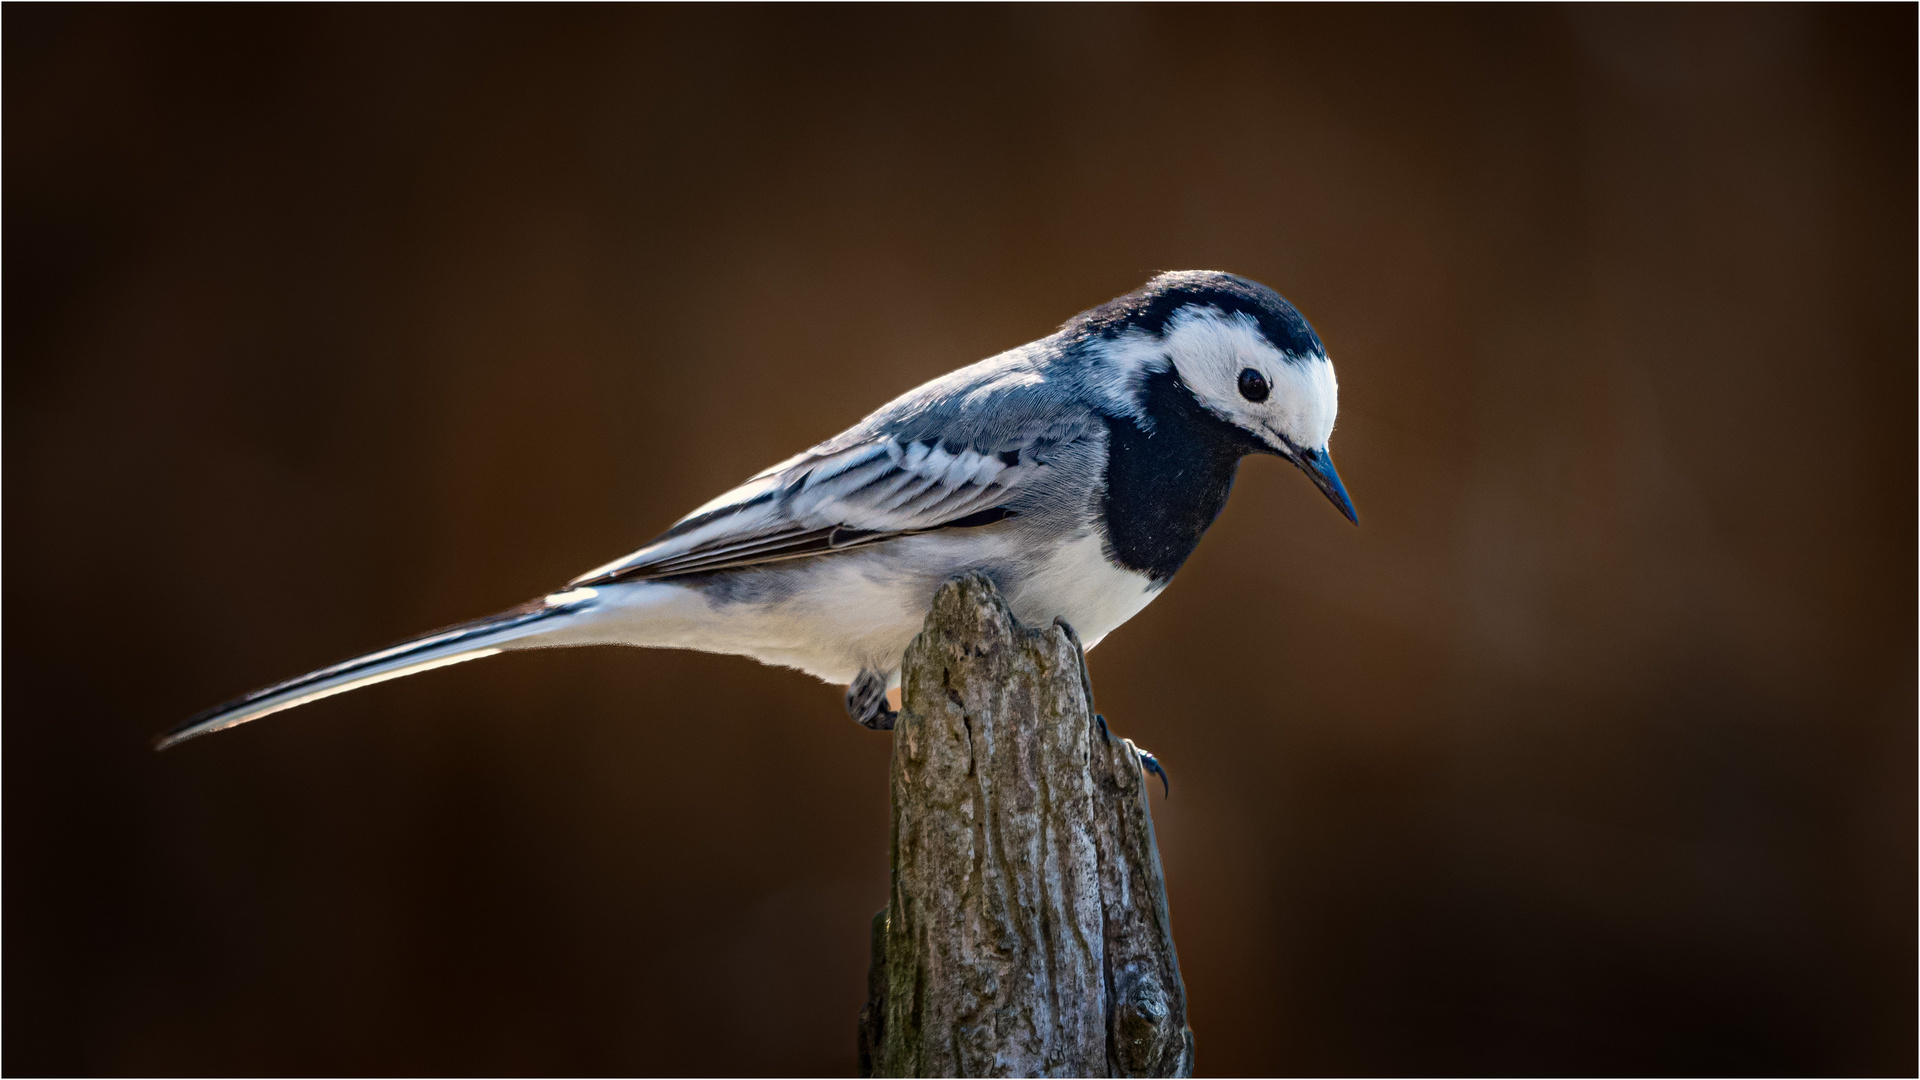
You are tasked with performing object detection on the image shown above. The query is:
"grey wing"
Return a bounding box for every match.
[569,411,1096,587]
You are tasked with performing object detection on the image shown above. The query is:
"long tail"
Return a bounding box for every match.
[155,587,605,750]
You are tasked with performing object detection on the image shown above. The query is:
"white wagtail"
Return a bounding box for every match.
[158,270,1355,749]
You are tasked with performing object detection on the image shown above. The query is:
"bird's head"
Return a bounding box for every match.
[1072,270,1357,524]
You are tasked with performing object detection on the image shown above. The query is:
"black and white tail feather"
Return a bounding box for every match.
[156,589,604,750]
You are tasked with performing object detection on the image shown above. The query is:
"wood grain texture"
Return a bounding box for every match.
[860,573,1192,1078]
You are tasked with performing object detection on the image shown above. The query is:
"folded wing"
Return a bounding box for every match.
[571,427,1083,586]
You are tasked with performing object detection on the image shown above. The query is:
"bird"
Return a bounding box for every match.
[158,270,1356,750]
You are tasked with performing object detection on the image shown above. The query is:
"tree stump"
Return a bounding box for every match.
[857,573,1194,1078]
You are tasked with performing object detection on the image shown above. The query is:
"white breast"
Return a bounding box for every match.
[1000,531,1162,651]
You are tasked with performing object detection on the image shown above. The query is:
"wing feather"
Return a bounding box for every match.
[570,418,1090,587]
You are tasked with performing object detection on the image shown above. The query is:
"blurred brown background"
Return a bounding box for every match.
[6,5,1914,1075]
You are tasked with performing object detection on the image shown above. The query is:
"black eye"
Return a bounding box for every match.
[1237,368,1270,402]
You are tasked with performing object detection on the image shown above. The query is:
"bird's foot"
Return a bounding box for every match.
[1137,747,1170,799]
[1096,714,1169,798]
[846,669,897,731]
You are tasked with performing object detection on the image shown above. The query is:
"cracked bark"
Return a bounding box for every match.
[857,573,1194,1078]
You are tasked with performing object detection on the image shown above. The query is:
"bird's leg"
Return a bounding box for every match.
[846,668,897,731]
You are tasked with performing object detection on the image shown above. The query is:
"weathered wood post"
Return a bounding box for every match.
[857,573,1194,1078]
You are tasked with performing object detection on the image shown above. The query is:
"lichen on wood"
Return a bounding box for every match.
[858,572,1193,1078]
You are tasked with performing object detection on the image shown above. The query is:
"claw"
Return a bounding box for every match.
[1097,715,1166,797]
[1137,748,1169,799]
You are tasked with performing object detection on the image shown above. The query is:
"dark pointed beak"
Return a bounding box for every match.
[1292,446,1358,524]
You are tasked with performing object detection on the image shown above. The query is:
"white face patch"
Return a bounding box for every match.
[1159,306,1338,451]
